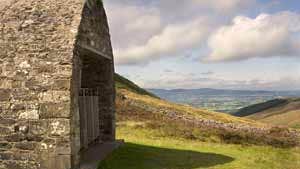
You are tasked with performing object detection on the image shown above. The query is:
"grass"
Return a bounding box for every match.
[116,89,299,147]
[100,76,300,169]
[241,98,300,128]
[99,124,300,169]
[114,73,159,98]
[98,89,300,169]
[234,99,289,117]
[257,110,300,128]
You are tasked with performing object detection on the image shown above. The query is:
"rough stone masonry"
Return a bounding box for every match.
[0,0,116,169]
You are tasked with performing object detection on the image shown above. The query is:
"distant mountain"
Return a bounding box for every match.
[148,88,300,113]
[234,98,300,129]
[149,88,300,96]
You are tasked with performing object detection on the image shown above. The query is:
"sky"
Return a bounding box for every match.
[103,0,300,91]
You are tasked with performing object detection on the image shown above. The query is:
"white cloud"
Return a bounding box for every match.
[115,19,212,65]
[192,0,255,13]
[104,0,254,65]
[205,11,300,62]
[141,72,300,91]
[201,71,214,76]
[105,2,162,49]
[105,1,300,65]
[159,0,255,15]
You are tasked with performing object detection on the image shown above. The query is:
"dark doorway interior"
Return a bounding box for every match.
[78,46,114,152]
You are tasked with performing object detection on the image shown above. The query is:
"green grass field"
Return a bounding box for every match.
[103,76,300,169]
[99,124,300,169]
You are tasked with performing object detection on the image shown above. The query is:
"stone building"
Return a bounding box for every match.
[0,0,116,168]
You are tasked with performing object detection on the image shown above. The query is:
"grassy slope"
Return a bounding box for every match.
[99,75,300,169]
[233,99,289,117]
[234,98,300,128]
[114,73,158,98]
[100,125,300,169]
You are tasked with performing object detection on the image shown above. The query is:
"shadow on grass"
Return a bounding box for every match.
[99,143,234,169]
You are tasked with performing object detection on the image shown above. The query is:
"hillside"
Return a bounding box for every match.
[234,98,300,128]
[113,74,299,145]
[100,74,300,169]
[114,73,158,98]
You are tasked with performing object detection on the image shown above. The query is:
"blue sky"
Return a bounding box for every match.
[104,0,300,90]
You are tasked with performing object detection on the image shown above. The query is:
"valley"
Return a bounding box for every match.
[149,89,300,114]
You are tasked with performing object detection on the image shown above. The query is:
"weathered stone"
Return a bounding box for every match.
[36,65,55,74]
[2,160,38,169]
[27,120,48,136]
[14,141,37,150]
[0,90,10,102]
[38,91,70,102]
[0,118,16,126]
[18,110,39,120]
[38,152,71,169]
[0,142,12,149]
[11,80,22,88]
[10,104,26,112]
[4,134,26,142]
[52,79,70,90]
[14,125,29,134]
[25,135,43,142]
[25,79,47,91]
[0,0,116,168]
[0,79,12,89]
[39,102,70,119]
[14,71,28,81]
[11,89,38,101]
[49,119,70,136]
[0,127,12,136]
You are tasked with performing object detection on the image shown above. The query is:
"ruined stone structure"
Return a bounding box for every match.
[0,0,115,168]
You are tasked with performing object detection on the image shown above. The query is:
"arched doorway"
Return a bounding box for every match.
[71,1,116,168]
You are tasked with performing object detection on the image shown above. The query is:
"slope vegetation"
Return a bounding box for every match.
[116,89,299,147]
[114,73,158,98]
[234,98,300,128]
[234,98,290,117]
[98,75,300,169]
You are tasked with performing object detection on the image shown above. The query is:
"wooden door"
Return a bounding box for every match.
[79,88,100,149]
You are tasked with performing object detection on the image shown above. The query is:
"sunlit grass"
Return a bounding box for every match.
[99,124,300,169]
[100,88,300,169]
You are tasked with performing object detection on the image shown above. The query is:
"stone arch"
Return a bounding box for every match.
[71,1,116,168]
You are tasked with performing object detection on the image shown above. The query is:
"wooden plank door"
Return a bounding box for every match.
[79,88,100,150]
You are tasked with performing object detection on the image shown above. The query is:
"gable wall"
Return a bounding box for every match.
[0,0,84,168]
[0,0,115,168]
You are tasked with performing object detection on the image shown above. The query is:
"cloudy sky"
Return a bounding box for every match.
[103,0,300,91]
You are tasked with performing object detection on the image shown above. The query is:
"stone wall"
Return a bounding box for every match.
[0,0,115,169]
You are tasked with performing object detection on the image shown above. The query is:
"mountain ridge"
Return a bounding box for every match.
[149,88,300,95]
[234,98,300,128]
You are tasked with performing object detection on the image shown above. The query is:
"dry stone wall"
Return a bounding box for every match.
[0,0,115,169]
